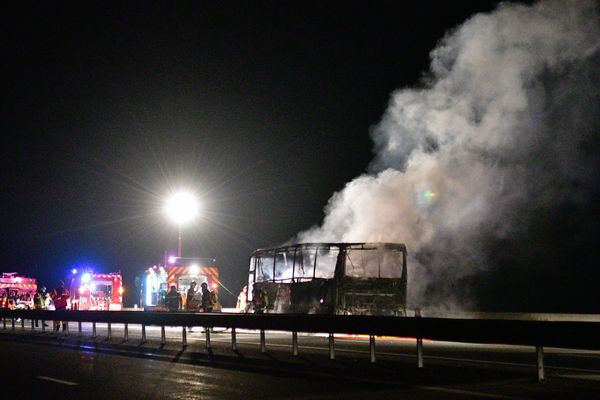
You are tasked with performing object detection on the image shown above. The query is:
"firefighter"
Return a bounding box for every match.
[186,281,199,311]
[165,285,182,312]
[236,285,247,311]
[7,294,16,310]
[0,292,6,308]
[200,282,213,313]
[186,281,199,332]
[33,287,48,327]
[253,288,268,314]
[51,280,70,331]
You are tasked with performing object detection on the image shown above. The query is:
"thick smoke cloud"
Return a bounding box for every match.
[298,0,600,312]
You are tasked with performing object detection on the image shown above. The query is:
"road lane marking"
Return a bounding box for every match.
[418,385,527,399]
[556,374,600,381]
[36,376,79,386]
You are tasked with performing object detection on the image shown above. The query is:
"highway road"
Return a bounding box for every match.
[1,320,600,399]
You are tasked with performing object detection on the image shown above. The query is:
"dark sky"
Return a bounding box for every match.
[3,1,515,307]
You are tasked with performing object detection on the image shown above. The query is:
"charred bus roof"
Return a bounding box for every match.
[250,242,407,256]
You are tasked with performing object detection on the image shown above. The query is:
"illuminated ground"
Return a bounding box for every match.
[1,321,600,399]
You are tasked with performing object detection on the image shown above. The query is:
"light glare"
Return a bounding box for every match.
[165,191,199,225]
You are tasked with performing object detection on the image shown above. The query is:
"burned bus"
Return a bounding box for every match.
[246,242,407,316]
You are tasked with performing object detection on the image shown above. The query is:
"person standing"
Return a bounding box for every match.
[186,282,199,311]
[186,281,199,332]
[252,288,268,314]
[200,282,213,313]
[33,287,48,328]
[237,286,247,311]
[165,285,182,312]
[51,280,70,331]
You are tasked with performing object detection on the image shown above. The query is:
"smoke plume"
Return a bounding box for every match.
[298,0,600,312]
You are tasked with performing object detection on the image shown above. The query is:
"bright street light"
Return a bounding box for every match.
[164,191,200,258]
[165,191,199,226]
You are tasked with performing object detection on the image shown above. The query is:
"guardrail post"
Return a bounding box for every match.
[21,317,25,330]
[78,321,82,337]
[231,327,237,351]
[328,333,335,360]
[204,327,211,349]
[41,320,45,332]
[64,321,69,335]
[107,322,111,340]
[536,346,545,381]
[370,335,376,363]
[182,327,187,347]
[292,331,298,356]
[260,329,266,353]
[416,308,424,368]
[12,318,15,330]
[2,317,6,329]
[161,326,166,345]
[141,324,146,342]
[417,338,424,368]
[31,318,35,331]
[205,327,211,349]
[124,323,129,342]
[92,322,97,338]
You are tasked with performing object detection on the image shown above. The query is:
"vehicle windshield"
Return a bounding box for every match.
[345,246,404,278]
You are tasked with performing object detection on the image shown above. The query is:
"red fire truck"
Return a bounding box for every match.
[140,257,219,310]
[69,270,123,311]
[0,272,37,309]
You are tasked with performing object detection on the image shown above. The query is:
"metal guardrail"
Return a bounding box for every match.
[1,308,599,381]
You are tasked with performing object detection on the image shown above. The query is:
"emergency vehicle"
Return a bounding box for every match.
[69,270,124,311]
[140,257,219,310]
[0,272,37,309]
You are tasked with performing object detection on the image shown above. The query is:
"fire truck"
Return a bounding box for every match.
[0,272,37,309]
[69,270,124,311]
[140,257,219,310]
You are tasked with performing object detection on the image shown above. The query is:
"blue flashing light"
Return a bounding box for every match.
[72,268,78,274]
[145,274,153,306]
[81,273,92,284]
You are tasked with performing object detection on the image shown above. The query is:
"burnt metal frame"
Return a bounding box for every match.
[249,242,407,284]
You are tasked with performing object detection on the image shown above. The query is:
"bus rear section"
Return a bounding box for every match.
[141,257,219,310]
[247,243,407,316]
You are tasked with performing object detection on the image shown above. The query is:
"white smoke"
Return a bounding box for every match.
[298,0,600,310]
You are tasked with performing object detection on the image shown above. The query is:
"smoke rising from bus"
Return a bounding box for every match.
[297,0,600,311]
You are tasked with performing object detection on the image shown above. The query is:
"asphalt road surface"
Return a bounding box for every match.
[1,320,600,399]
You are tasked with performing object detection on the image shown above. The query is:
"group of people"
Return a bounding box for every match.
[30,280,70,330]
[165,281,218,313]
[1,280,71,330]
[0,292,33,309]
[236,285,269,314]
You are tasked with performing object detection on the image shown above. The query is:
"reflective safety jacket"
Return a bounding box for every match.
[33,292,45,310]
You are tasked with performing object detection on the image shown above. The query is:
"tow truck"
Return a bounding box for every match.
[69,270,124,310]
[140,257,219,310]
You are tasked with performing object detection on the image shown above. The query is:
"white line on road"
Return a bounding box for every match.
[555,374,600,381]
[418,385,528,400]
[36,376,79,386]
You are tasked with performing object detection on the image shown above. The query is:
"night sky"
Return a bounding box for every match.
[5,1,598,311]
